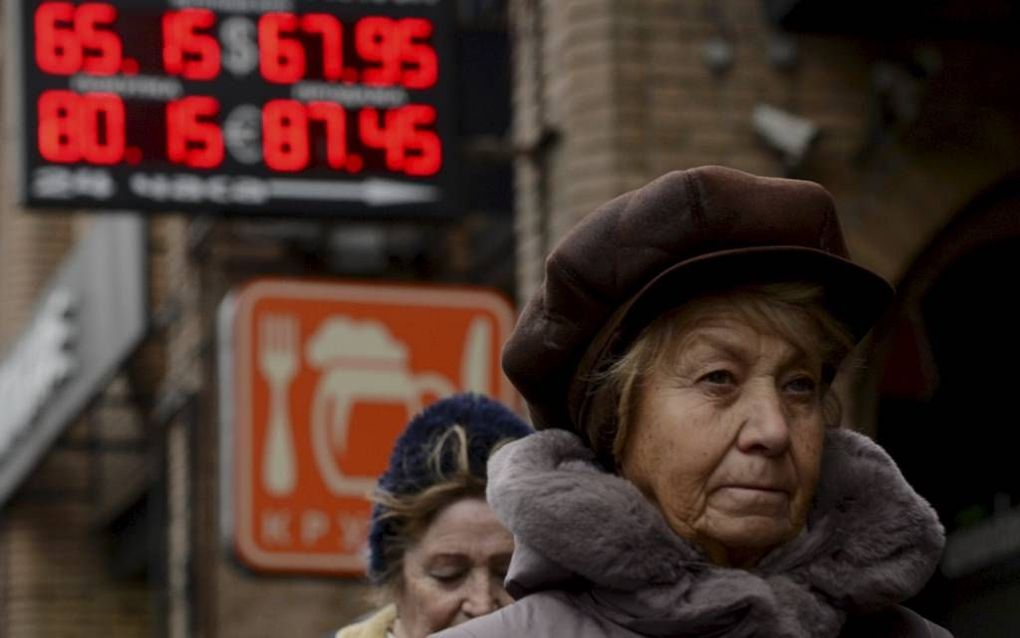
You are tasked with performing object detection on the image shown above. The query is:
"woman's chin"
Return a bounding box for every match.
[690,514,801,567]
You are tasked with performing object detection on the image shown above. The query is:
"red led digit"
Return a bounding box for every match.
[35,3,124,76]
[163,9,221,80]
[360,106,442,176]
[38,90,81,162]
[398,19,438,89]
[78,93,125,164]
[166,96,224,168]
[263,100,309,171]
[356,17,401,86]
[76,3,121,75]
[259,13,306,84]
[400,105,441,176]
[360,107,410,171]
[308,102,347,169]
[35,3,82,75]
[301,14,343,81]
[38,90,126,164]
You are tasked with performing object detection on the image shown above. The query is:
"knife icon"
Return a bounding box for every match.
[460,316,492,394]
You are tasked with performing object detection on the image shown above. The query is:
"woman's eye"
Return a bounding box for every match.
[784,376,817,395]
[699,369,736,386]
[429,570,466,584]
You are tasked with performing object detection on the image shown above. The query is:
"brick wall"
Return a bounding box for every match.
[510,0,1020,292]
[0,210,153,637]
[0,419,152,638]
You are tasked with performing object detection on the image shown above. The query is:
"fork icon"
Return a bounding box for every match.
[259,314,299,496]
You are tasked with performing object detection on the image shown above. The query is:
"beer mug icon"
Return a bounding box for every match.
[306,316,456,496]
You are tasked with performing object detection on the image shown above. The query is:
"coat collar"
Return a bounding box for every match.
[488,428,944,636]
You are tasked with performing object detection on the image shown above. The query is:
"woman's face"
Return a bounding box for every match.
[394,497,514,638]
[619,315,826,568]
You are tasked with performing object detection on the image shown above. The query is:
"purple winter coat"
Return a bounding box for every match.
[432,429,951,637]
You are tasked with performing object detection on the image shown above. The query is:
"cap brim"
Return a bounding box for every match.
[603,245,895,357]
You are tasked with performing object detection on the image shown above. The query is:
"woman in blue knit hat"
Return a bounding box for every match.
[335,393,531,638]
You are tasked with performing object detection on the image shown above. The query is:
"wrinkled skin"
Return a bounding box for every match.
[393,498,514,638]
[620,316,826,568]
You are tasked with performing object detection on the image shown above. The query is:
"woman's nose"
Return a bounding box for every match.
[461,572,499,618]
[737,383,791,456]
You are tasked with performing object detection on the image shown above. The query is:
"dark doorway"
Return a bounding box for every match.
[867,180,1020,636]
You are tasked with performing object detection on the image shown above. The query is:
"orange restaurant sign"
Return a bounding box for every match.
[220,279,517,575]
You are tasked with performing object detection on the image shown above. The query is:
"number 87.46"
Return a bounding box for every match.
[261,101,442,176]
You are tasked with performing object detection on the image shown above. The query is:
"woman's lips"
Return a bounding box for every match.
[722,483,789,493]
[711,485,791,515]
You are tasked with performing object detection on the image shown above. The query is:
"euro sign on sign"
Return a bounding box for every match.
[219,279,518,575]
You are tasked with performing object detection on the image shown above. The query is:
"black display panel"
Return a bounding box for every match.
[12,0,458,216]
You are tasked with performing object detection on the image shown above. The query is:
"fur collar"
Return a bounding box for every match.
[488,428,944,636]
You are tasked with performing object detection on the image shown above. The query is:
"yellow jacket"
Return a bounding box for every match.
[335,604,396,638]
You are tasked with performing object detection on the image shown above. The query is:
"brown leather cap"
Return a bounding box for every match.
[502,166,893,455]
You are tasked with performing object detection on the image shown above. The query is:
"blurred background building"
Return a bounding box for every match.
[0,0,1018,636]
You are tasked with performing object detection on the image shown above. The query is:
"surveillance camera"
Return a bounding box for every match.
[752,104,820,168]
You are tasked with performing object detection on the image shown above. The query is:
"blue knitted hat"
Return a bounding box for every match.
[367,393,532,583]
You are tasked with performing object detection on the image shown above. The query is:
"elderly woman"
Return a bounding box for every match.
[336,393,531,638]
[434,167,949,637]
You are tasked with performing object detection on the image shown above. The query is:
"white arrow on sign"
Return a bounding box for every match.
[268,178,440,206]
